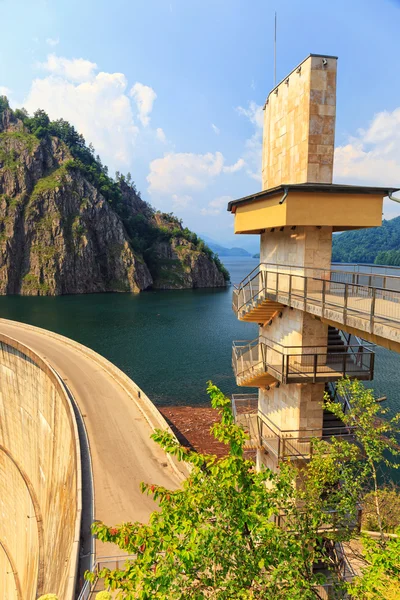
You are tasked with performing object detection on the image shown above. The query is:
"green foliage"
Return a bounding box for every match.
[87,382,379,599]
[22,273,51,294]
[95,593,112,600]
[349,534,400,599]
[3,101,229,284]
[375,249,400,266]
[362,488,400,533]
[332,216,400,264]
[325,378,400,540]
[29,165,68,201]
[0,95,10,114]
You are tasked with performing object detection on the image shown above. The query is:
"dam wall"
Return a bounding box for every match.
[0,334,81,600]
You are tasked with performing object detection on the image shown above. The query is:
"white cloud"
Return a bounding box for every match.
[0,86,11,96]
[236,101,264,129]
[38,53,97,83]
[46,37,60,47]
[334,107,400,219]
[211,123,220,135]
[22,58,139,170]
[147,151,225,195]
[201,195,233,216]
[156,127,167,143]
[130,82,157,126]
[236,101,263,183]
[146,151,244,198]
[223,158,245,173]
[172,194,192,209]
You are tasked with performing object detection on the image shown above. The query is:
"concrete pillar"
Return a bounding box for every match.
[262,55,337,190]
[256,54,337,471]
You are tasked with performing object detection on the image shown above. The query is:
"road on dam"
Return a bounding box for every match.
[0,318,184,559]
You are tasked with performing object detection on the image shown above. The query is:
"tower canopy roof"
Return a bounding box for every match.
[227,183,400,213]
[227,183,400,234]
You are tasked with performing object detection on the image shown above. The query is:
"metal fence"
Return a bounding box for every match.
[233,263,400,341]
[232,337,374,385]
[257,411,355,461]
[77,555,137,599]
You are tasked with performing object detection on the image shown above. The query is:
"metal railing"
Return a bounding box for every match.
[233,263,400,341]
[77,555,137,599]
[257,411,354,461]
[231,394,259,448]
[332,262,400,292]
[231,394,258,418]
[312,541,356,598]
[232,337,374,385]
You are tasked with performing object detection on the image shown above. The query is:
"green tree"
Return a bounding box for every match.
[0,95,10,114]
[324,378,400,538]
[88,383,365,599]
[349,534,400,599]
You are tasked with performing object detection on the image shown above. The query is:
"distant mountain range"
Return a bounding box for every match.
[332,216,400,265]
[200,236,252,257]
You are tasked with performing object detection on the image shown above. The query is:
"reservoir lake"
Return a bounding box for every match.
[0,256,399,413]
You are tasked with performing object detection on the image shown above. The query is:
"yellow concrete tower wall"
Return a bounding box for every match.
[262,55,337,190]
[0,335,81,600]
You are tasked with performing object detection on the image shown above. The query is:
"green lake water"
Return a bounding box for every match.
[0,256,399,412]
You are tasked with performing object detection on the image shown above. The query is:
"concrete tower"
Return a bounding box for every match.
[229,55,394,471]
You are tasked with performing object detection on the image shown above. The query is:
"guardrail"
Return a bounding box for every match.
[233,263,400,341]
[257,411,354,461]
[77,555,137,599]
[232,338,374,385]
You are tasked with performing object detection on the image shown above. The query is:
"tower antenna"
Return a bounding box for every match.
[274,11,277,86]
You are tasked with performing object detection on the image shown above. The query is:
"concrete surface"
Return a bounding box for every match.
[0,319,184,567]
[0,332,81,600]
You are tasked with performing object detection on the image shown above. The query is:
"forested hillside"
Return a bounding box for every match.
[332,216,400,265]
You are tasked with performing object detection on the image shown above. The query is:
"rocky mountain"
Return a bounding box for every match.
[0,99,228,295]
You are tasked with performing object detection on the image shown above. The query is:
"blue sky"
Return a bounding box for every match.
[1,0,400,252]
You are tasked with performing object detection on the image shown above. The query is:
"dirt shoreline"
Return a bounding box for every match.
[159,406,228,458]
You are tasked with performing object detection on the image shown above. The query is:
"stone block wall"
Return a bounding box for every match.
[0,336,81,600]
[257,225,331,459]
[260,226,332,271]
[262,55,337,190]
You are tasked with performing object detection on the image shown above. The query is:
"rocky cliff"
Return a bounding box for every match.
[0,102,227,295]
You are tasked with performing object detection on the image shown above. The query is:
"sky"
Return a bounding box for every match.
[1,0,400,252]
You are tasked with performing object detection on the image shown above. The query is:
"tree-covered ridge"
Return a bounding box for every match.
[0,96,229,282]
[332,216,400,265]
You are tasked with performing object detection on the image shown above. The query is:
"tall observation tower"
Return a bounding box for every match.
[228,54,399,473]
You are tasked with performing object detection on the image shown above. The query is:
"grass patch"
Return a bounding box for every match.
[0,132,39,172]
[30,164,68,201]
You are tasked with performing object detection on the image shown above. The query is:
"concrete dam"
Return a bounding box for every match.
[0,333,81,599]
[0,319,185,598]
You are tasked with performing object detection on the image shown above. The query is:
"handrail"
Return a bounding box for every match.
[233,264,400,342]
[237,262,400,288]
[77,555,137,599]
[257,410,354,461]
[237,263,400,295]
[233,337,373,354]
[232,336,374,385]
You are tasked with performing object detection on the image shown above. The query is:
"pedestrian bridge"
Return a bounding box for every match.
[233,263,400,353]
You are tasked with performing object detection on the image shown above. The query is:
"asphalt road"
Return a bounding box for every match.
[0,319,181,559]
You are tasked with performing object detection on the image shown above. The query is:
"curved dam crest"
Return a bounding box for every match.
[0,318,185,598]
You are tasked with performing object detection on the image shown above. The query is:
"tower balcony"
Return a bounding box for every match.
[232,336,374,388]
[231,391,356,461]
[233,263,400,350]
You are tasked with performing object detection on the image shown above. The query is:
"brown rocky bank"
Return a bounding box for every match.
[0,107,227,295]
